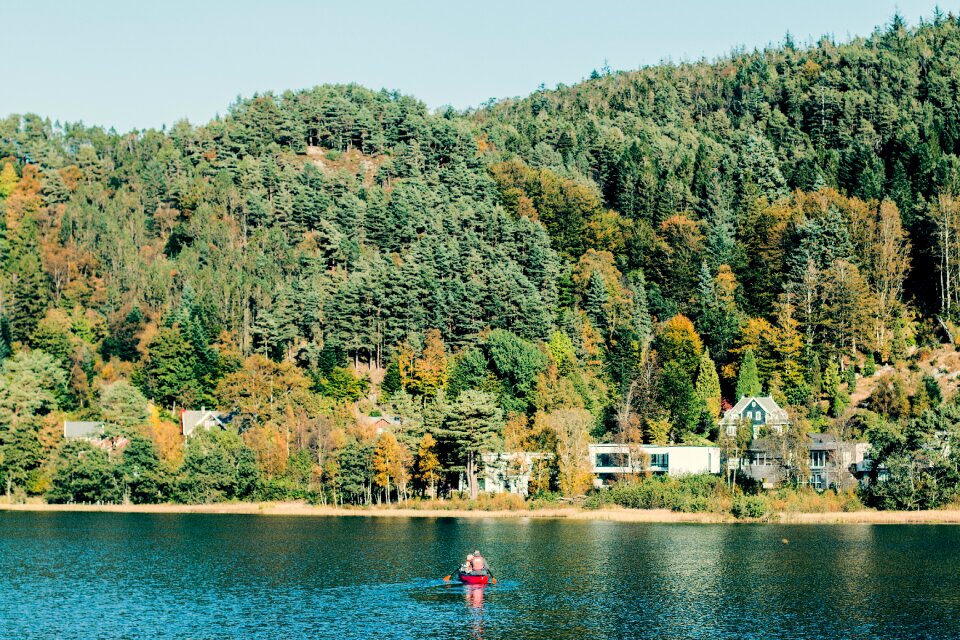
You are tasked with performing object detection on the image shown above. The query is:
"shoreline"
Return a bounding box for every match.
[3,501,960,524]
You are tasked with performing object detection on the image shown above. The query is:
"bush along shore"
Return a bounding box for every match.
[1,471,884,522]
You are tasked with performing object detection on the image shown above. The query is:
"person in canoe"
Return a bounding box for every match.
[459,553,474,574]
[470,550,486,572]
[453,549,494,585]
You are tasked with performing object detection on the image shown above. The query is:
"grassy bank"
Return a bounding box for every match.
[5,500,960,524]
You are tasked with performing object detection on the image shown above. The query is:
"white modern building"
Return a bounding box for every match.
[589,443,721,486]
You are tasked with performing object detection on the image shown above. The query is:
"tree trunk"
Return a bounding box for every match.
[468,452,479,500]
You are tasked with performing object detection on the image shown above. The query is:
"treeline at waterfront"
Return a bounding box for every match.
[5,13,960,512]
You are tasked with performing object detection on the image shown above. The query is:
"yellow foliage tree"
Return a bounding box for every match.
[412,329,448,397]
[0,162,18,198]
[540,408,594,497]
[144,403,184,468]
[244,424,289,478]
[373,430,409,503]
[414,432,442,498]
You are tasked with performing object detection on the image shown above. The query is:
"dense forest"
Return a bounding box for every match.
[4,12,960,509]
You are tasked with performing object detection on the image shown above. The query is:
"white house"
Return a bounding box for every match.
[589,443,721,486]
[180,409,235,437]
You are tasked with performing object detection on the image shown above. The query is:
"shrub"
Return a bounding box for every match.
[583,474,726,512]
[731,495,768,519]
[862,353,876,376]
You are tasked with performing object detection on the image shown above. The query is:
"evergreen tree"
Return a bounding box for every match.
[584,269,609,332]
[7,251,49,345]
[140,327,198,409]
[381,360,402,398]
[863,353,877,376]
[436,390,503,499]
[736,350,762,400]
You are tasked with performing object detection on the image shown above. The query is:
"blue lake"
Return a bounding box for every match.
[1,512,959,639]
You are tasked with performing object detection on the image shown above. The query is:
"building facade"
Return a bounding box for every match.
[589,443,721,486]
[725,397,870,490]
[721,396,791,439]
[180,409,236,437]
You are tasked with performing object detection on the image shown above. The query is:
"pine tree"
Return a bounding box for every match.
[584,269,609,332]
[0,318,10,362]
[381,360,402,398]
[736,350,762,400]
[8,252,49,345]
[628,271,653,348]
[141,327,198,409]
[863,353,877,376]
[704,176,736,269]
[436,390,503,499]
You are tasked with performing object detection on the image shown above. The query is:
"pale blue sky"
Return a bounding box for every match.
[1,1,950,132]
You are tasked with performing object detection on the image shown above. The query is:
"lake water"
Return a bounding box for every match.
[2,513,960,639]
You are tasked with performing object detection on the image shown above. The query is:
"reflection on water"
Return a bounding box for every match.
[465,586,485,639]
[2,514,960,639]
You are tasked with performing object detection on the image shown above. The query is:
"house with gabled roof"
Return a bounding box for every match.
[360,413,402,434]
[180,409,236,437]
[720,396,791,439]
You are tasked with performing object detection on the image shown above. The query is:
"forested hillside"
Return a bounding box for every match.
[3,12,960,507]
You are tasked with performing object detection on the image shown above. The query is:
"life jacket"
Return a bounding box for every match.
[471,555,485,572]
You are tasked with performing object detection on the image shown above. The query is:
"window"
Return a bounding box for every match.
[595,452,629,468]
[649,453,669,469]
[810,473,825,491]
[810,450,827,469]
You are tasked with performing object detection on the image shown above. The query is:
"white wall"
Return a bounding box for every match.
[588,444,721,476]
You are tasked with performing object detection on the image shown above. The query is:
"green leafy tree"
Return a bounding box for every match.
[115,434,167,503]
[47,442,122,504]
[174,429,259,503]
[0,350,68,426]
[0,427,43,498]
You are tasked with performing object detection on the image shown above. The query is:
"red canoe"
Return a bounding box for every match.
[456,571,490,585]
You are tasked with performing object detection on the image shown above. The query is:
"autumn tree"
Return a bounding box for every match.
[411,329,448,398]
[414,432,442,498]
[372,430,409,503]
[540,408,594,497]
